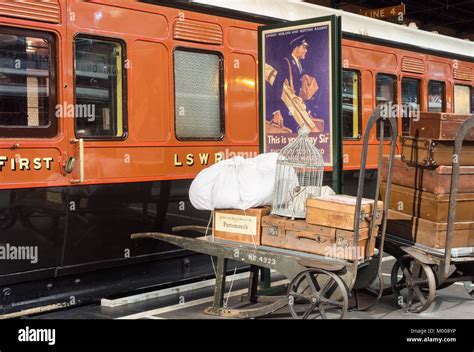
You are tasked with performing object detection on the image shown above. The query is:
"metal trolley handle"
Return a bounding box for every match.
[444,115,474,277]
[351,104,398,287]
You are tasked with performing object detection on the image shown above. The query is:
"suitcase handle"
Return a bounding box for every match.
[295,234,327,243]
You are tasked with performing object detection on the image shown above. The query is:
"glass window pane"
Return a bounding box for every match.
[428,80,446,112]
[74,37,125,138]
[376,74,397,139]
[342,70,361,139]
[0,31,51,128]
[454,85,471,114]
[401,78,420,136]
[174,49,223,140]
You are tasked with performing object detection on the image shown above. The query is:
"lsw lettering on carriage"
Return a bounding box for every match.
[0,156,53,172]
[18,326,56,346]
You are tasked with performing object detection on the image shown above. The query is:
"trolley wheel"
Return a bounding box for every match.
[287,269,349,320]
[391,255,436,313]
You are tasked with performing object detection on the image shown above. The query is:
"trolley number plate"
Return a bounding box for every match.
[233,249,277,265]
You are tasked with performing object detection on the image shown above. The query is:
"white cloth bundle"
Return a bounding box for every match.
[189,153,279,210]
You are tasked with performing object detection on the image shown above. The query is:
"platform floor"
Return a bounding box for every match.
[26,257,474,320]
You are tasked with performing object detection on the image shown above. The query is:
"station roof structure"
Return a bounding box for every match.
[312,0,474,40]
[193,0,474,59]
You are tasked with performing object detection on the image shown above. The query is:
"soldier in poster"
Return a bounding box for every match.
[267,35,322,134]
[262,23,332,165]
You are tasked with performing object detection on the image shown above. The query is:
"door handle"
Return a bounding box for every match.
[70,138,84,184]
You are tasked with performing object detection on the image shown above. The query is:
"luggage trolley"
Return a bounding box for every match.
[385,115,474,313]
[131,106,398,319]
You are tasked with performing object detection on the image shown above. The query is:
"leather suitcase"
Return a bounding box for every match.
[381,182,474,222]
[306,195,383,231]
[386,209,474,249]
[401,137,474,167]
[381,155,474,194]
[261,215,376,260]
[410,112,474,141]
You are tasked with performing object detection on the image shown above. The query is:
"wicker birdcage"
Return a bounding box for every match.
[271,126,324,219]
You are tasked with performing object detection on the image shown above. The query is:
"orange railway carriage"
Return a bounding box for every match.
[0,1,472,191]
[0,0,271,314]
[340,35,474,170]
[0,0,263,190]
[0,0,473,314]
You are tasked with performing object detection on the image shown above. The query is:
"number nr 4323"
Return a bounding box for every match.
[248,253,276,265]
[233,249,277,266]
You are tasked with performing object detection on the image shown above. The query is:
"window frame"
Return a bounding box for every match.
[427,79,446,113]
[341,68,362,141]
[375,72,398,140]
[0,25,57,138]
[173,46,225,142]
[401,76,421,136]
[453,83,472,114]
[73,33,128,141]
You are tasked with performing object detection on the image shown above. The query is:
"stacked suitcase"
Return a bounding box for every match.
[381,112,474,249]
[261,195,382,260]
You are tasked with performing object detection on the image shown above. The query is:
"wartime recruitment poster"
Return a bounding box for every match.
[259,17,341,168]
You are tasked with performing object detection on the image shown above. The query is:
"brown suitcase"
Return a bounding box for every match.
[306,195,383,231]
[381,182,474,222]
[381,155,474,194]
[410,112,474,141]
[386,209,474,249]
[401,137,474,167]
[261,215,376,260]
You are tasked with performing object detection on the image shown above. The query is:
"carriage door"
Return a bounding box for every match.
[69,35,126,184]
[0,23,69,276]
[0,26,65,186]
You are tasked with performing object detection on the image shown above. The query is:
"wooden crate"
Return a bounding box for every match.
[306,195,383,231]
[261,215,376,260]
[213,207,271,245]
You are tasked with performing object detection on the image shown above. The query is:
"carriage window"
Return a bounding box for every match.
[454,85,471,114]
[376,74,397,139]
[401,78,420,136]
[0,27,56,138]
[174,49,223,140]
[74,36,126,139]
[342,70,361,140]
[428,80,446,112]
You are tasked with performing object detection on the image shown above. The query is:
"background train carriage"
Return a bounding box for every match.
[0,0,472,314]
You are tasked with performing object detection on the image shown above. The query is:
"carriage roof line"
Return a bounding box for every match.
[194,0,474,60]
